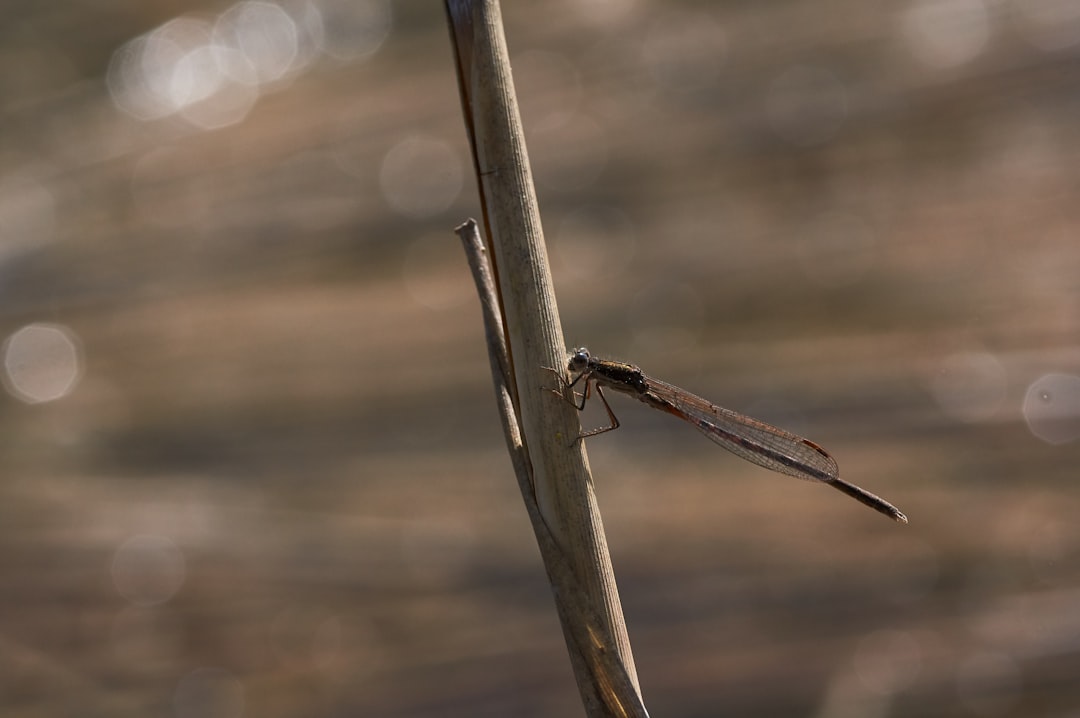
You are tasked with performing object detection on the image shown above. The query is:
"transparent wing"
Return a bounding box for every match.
[643,377,907,522]
[643,377,838,482]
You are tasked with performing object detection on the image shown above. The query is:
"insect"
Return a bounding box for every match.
[561,347,907,523]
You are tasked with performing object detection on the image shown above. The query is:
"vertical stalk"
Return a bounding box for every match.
[446,2,646,715]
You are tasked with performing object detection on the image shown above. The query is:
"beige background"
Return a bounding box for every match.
[2,1,1079,716]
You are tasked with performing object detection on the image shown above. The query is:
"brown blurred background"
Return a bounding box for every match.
[3,0,1080,716]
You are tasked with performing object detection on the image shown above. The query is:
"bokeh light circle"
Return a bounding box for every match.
[107,1,334,130]
[111,534,187,606]
[901,0,990,69]
[214,1,299,86]
[318,0,392,62]
[2,323,83,404]
[379,136,463,218]
[1022,373,1080,444]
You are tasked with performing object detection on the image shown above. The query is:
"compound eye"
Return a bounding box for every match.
[568,347,590,371]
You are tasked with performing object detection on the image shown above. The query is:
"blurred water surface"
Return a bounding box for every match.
[2,1,1080,716]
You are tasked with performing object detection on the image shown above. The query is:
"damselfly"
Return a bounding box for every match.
[562,347,907,523]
